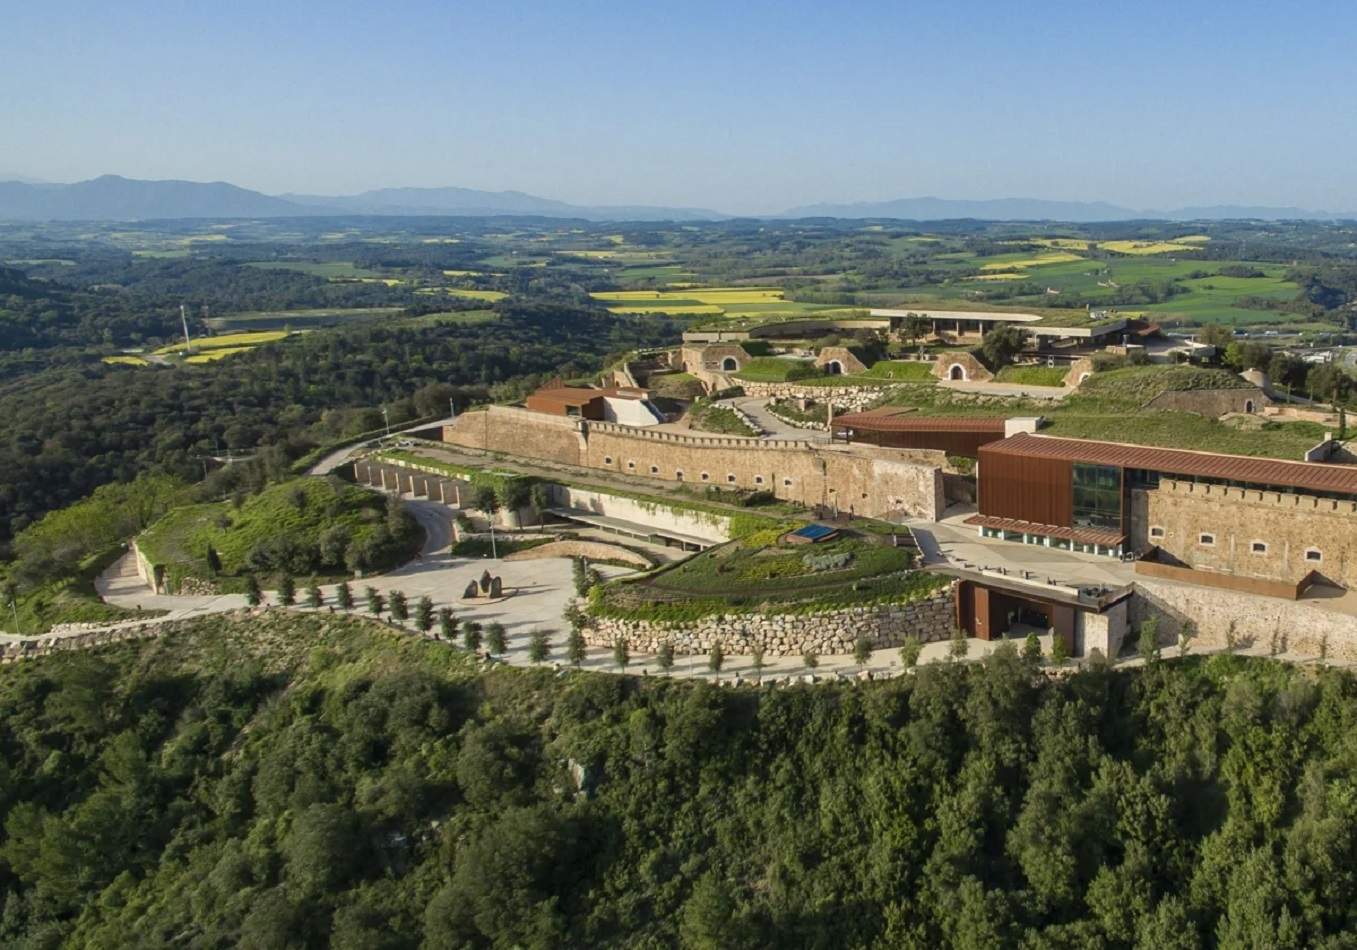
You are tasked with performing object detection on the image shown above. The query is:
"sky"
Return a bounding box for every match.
[3,0,1357,215]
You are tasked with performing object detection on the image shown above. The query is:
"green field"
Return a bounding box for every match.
[243,260,388,279]
[205,307,403,332]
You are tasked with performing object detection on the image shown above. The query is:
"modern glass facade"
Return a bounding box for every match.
[1072,463,1123,532]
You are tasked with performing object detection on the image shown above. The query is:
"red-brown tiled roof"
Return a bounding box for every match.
[832,413,1008,433]
[985,432,1357,496]
[964,514,1126,547]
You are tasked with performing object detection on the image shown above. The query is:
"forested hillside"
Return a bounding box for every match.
[0,305,683,541]
[0,614,1353,947]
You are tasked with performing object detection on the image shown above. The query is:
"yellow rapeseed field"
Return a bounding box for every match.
[1100,240,1204,255]
[445,289,507,302]
[980,252,1082,271]
[184,347,255,364]
[153,330,288,356]
[101,355,150,366]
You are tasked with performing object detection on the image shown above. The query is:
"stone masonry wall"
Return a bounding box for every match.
[1143,386,1267,416]
[1131,580,1357,661]
[584,588,957,657]
[1130,481,1357,588]
[740,381,900,410]
[443,407,947,521]
[933,351,994,383]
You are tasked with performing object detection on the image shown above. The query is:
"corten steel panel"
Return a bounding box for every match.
[978,445,1073,527]
[989,432,1357,496]
[838,427,1004,457]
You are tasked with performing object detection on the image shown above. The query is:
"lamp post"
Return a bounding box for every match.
[382,406,391,438]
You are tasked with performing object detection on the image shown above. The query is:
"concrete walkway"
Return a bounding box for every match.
[306,415,459,476]
[722,396,831,442]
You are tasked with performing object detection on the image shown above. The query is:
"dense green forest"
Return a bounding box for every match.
[0,304,683,542]
[0,613,1353,948]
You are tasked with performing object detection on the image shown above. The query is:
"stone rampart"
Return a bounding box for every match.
[550,485,733,543]
[583,588,957,657]
[1131,480,1357,588]
[442,406,947,520]
[1131,580,1357,661]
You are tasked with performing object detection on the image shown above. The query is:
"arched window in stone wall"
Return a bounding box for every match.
[721,356,739,372]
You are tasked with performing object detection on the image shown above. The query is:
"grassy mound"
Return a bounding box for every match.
[995,364,1068,387]
[137,476,419,591]
[1076,364,1252,406]
[734,357,818,382]
[860,360,935,381]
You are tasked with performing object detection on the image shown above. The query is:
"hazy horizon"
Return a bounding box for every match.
[6,0,1357,215]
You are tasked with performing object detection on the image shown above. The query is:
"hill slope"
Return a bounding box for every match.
[1,613,1355,946]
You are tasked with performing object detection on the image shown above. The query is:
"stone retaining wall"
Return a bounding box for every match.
[1130,580,1357,661]
[584,587,956,657]
[740,381,897,410]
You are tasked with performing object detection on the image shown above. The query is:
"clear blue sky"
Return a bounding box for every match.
[4,0,1356,214]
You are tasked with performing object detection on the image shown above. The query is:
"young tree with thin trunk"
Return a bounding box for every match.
[853,636,873,669]
[708,641,724,674]
[463,621,483,653]
[949,627,969,660]
[802,648,819,670]
[567,629,587,667]
[657,641,675,675]
[244,575,262,607]
[389,590,408,622]
[278,574,296,607]
[438,607,456,640]
[415,596,434,633]
[751,645,765,681]
[899,635,923,668]
[529,631,550,664]
[613,637,630,672]
[366,587,384,616]
[335,582,353,611]
[486,622,507,656]
[306,585,323,609]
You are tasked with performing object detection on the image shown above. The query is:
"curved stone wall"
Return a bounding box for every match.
[583,588,956,657]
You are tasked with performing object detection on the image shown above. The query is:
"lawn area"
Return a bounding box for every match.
[184,347,255,363]
[1,547,158,635]
[137,476,419,592]
[591,528,944,622]
[860,360,935,381]
[734,357,818,382]
[995,364,1068,387]
[102,354,150,366]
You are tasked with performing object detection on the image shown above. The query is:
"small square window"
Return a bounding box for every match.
[627,461,636,470]
[754,476,764,485]
[1199,533,1215,546]
[650,465,659,474]
[603,456,613,465]
[1251,541,1268,554]
[675,470,684,480]
[700,472,709,482]
[1306,548,1323,562]
[1149,526,1165,539]
[727,474,737,483]
[783,478,793,487]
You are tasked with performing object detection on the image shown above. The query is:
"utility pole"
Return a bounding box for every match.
[488,519,498,559]
[180,304,194,352]
[382,406,391,438]
[7,592,19,636]
[449,397,457,420]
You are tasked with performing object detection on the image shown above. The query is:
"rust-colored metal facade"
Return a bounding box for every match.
[953,580,1077,652]
[832,414,1008,457]
[976,445,1074,527]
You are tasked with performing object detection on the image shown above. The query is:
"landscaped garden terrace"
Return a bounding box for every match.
[589,524,947,622]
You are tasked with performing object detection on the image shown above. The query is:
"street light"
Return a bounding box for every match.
[382,406,391,438]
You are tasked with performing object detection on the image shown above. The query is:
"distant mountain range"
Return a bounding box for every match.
[0,174,1352,223]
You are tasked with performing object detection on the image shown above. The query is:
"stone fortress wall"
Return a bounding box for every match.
[443,406,947,520]
[583,588,957,658]
[1131,578,1357,662]
[1129,478,1357,588]
[1143,386,1268,416]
